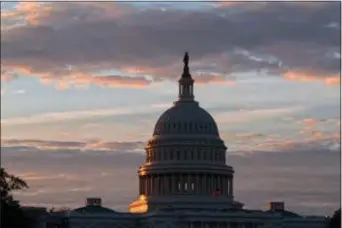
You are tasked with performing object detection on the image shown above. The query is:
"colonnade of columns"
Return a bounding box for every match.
[179,81,194,98]
[146,148,226,163]
[139,173,233,197]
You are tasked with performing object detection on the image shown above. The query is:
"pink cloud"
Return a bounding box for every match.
[1,138,144,152]
[284,71,340,86]
[1,2,339,90]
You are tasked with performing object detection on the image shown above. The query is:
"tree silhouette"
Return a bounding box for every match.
[329,208,341,228]
[1,167,31,228]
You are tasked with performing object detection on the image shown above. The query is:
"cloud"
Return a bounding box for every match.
[0,103,167,126]
[195,74,236,86]
[1,2,340,89]
[284,71,340,85]
[12,89,26,94]
[295,118,339,136]
[1,138,145,152]
[256,132,340,152]
[214,106,302,125]
[235,132,264,140]
[296,118,334,126]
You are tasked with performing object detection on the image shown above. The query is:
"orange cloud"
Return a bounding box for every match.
[296,118,338,135]
[218,2,243,7]
[235,132,264,139]
[1,2,130,29]
[256,131,340,151]
[301,118,317,124]
[284,71,340,86]
[1,3,52,29]
[1,65,152,89]
[195,75,235,86]
[1,2,339,89]
[79,75,151,88]
[311,131,324,139]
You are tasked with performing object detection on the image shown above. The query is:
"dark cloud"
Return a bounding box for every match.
[1,142,339,215]
[1,2,340,87]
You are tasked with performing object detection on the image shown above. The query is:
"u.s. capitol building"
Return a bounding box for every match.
[38,53,328,228]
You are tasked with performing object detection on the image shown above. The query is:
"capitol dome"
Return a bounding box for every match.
[130,52,234,213]
[153,102,219,136]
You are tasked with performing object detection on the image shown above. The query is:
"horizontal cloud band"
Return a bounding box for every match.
[1,2,340,88]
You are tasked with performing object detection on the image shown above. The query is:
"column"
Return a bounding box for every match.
[163,175,167,195]
[152,175,155,195]
[221,176,226,196]
[196,174,200,194]
[230,178,233,196]
[211,174,216,191]
[221,176,224,196]
[139,177,142,195]
[225,176,229,196]
[156,175,159,195]
[151,176,154,195]
[208,174,212,194]
[148,176,152,195]
[158,175,161,195]
[144,176,147,195]
[188,174,192,192]
[171,174,175,193]
[180,174,183,193]
[169,174,172,194]
[168,174,172,195]
[212,174,215,193]
[143,176,146,195]
[213,174,216,192]
[146,176,150,195]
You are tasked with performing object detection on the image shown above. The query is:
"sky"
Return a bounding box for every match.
[0,1,341,216]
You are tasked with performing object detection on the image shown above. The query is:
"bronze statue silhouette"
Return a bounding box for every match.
[183,52,189,67]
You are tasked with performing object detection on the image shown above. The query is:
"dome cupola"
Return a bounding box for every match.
[153,52,220,137]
